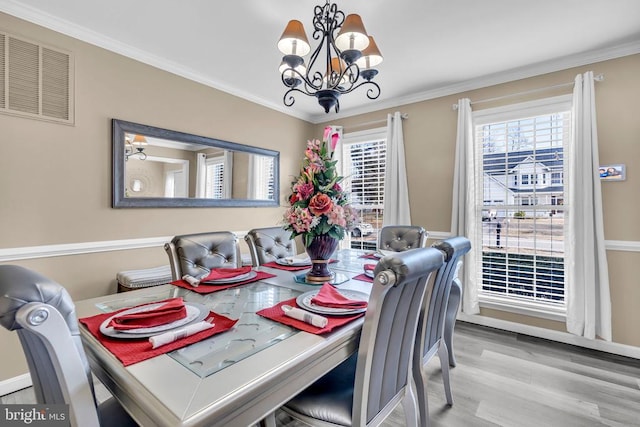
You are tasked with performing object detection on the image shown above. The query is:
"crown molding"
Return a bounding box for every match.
[0,0,315,122]
[312,39,640,123]
[2,0,638,125]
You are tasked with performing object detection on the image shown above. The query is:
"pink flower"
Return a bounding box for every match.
[330,132,340,151]
[308,193,333,216]
[327,205,347,228]
[323,127,331,141]
[284,206,314,233]
[332,183,342,193]
[296,182,314,200]
[307,139,321,151]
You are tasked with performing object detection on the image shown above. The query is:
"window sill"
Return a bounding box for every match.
[479,294,566,322]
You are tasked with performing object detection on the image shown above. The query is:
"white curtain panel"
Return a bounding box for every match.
[451,98,480,314]
[566,71,612,341]
[382,112,412,226]
[195,153,206,198]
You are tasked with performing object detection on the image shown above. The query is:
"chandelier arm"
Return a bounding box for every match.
[336,80,381,99]
[326,78,380,97]
[284,87,320,107]
[281,66,323,93]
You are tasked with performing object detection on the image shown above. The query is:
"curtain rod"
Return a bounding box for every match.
[343,112,408,130]
[451,74,604,110]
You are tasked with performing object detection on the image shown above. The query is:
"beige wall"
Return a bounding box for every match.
[317,54,640,348]
[1,12,638,383]
[0,13,314,381]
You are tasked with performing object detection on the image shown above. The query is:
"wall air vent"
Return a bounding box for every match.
[0,31,74,124]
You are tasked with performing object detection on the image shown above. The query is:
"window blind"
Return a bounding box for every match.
[341,137,386,250]
[477,108,570,307]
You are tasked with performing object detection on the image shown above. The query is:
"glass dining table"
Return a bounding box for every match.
[76,249,375,427]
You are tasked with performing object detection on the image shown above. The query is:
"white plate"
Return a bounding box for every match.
[296,289,369,316]
[100,302,209,339]
[202,270,257,285]
[364,269,375,278]
[276,258,311,267]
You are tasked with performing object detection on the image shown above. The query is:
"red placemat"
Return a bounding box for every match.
[359,253,380,260]
[352,273,374,283]
[171,270,276,294]
[79,308,237,366]
[257,298,364,335]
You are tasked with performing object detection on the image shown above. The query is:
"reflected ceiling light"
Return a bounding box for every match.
[277,0,383,113]
[125,134,148,161]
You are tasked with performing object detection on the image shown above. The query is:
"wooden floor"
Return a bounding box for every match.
[3,322,640,426]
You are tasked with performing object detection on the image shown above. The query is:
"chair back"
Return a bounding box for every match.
[164,231,241,280]
[419,237,471,356]
[353,248,444,425]
[0,265,101,426]
[378,225,428,252]
[244,227,297,266]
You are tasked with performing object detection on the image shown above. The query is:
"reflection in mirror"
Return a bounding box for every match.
[113,119,279,208]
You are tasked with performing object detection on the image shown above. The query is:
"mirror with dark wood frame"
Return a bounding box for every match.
[112,119,280,208]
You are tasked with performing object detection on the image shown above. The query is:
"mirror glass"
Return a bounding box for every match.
[112,119,279,207]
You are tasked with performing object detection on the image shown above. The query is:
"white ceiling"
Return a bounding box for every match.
[2,0,639,123]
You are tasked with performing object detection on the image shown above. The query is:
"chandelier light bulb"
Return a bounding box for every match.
[277,1,381,113]
[277,20,311,56]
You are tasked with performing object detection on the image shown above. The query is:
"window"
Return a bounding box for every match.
[248,155,276,200]
[474,95,571,319]
[205,157,225,199]
[339,128,386,251]
[164,169,187,197]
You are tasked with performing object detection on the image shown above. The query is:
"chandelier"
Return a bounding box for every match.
[124,134,148,161]
[277,0,383,114]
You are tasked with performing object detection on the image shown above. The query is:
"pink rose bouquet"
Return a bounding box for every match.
[283,127,359,247]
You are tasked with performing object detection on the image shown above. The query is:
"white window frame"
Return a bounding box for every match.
[473,94,572,321]
[337,127,387,250]
[248,155,275,200]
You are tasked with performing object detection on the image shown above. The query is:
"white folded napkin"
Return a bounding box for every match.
[148,320,214,349]
[282,254,312,265]
[182,274,201,287]
[282,305,328,328]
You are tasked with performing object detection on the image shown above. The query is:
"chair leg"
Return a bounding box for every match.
[413,361,430,427]
[438,341,453,406]
[403,378,420,427]
[444,282,462,367]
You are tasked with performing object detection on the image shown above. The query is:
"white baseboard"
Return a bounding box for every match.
[458,312,640,360]
[0,373,32,397]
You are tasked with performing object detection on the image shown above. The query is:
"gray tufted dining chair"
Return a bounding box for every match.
[378,225,428,252]
[0,265,137,427]
[413,236,471,427]
[244,226,297,266]
[280,247,445,427]
[164,231,242,281]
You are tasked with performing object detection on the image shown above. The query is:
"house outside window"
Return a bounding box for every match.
[338,128,386,251]
[473,95,572,320]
